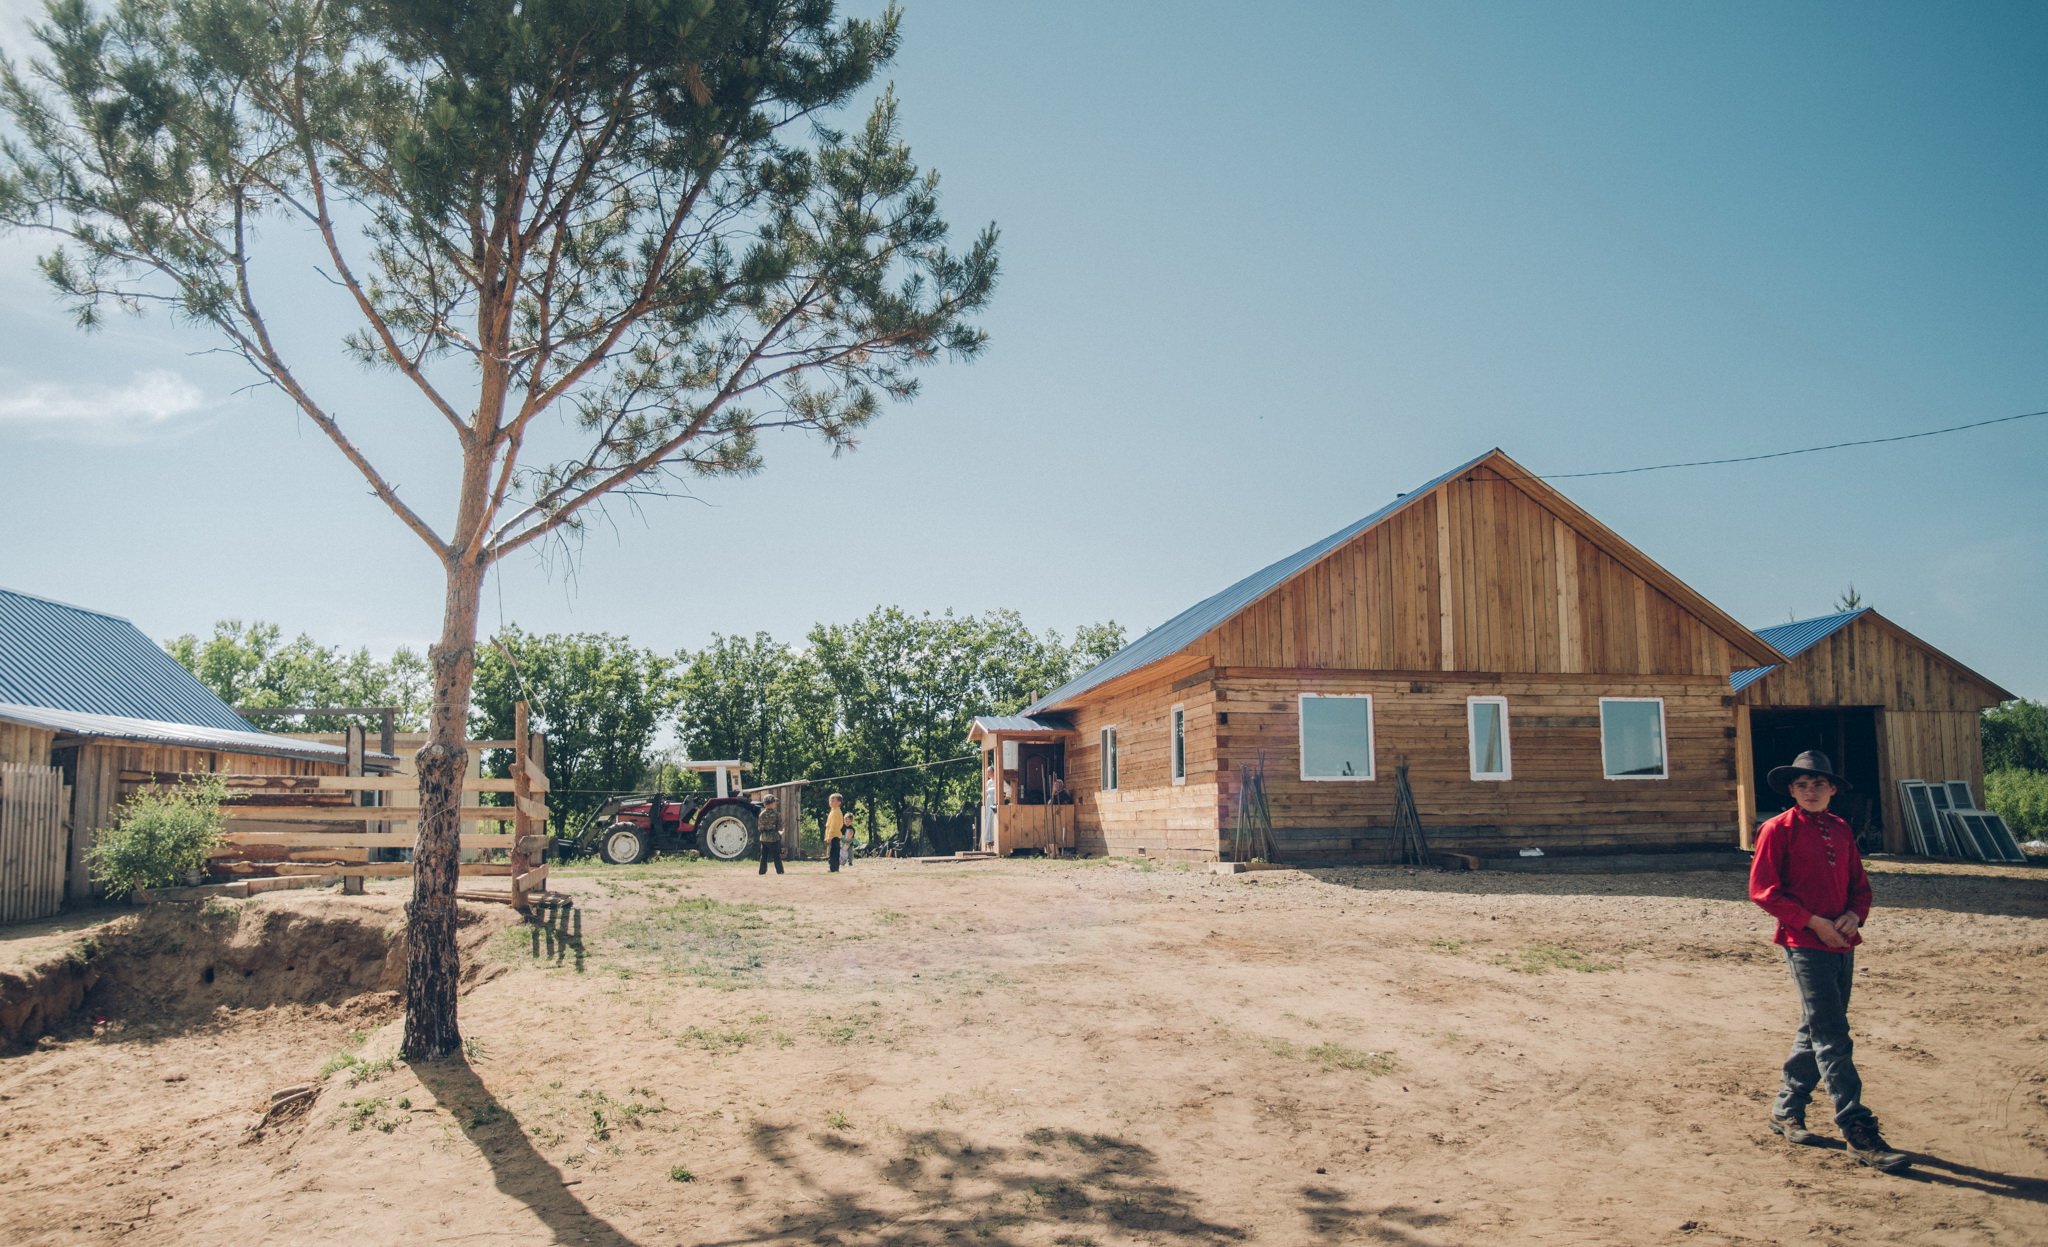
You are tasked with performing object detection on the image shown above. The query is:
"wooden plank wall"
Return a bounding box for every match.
[67,743,341,899]
[0,723,55,767]
[1201,469,1743,678]
[1,763,71,924]
[1213,671,1737,857]
[1734,616,2002,713]
[1064,671,1224,857]
[1880,711,1990,853]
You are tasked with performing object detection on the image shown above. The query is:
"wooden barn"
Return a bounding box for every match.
[0,586,385,914]
[998,449,1794,862]
[1731,608,2013,852]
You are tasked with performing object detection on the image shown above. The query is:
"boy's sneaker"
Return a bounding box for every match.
[1842,1119,1910,1172]
[1768,1112,1821,1146]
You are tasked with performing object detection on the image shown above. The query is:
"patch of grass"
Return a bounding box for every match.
[825,1109,851,1130]
[874,910,908,925]
[932,1094,962,1113]
[462,1101,506,1130]
[462,1036,489,1061]
[669,1165,695,1183]
[1428,938,1467,955]
[608,896,788,984]
[1503,943,1616,974]
[198,897,242,921]
[1306,1042,1396,1076]
[578,1089,662,1142]
[676,1025,754,1053]
[320,1052,397,1086]
[812,1004,888,1046]
[343,1096,399,1133]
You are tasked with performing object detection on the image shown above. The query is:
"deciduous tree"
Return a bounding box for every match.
[1,0,996,1056]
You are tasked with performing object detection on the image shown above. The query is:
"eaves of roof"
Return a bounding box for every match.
[0,701,397,767]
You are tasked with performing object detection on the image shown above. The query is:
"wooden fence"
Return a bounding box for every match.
[1,763,72,924]
[209,704,552,909]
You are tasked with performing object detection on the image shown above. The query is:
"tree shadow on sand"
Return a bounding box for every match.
[696,1123,1248,1246]
[1300,864,2048,920]
[412,1055,638,1246]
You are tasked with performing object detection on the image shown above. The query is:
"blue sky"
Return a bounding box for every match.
[0,1,2042,697]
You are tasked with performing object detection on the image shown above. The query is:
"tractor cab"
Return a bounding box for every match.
[582,760,759,864]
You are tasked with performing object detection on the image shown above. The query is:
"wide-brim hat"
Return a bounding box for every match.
[1767,749,1850,794]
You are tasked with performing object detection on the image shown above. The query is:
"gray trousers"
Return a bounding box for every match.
[1774,947,1873,1129]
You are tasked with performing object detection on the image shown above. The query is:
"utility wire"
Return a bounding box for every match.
[545,753,980,797]
[1525,407,2046,481]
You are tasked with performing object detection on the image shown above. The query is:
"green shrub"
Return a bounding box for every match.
[1985,768,2048,838]
[87,774,230,898]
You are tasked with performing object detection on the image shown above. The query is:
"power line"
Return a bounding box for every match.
[1526,407,2047,481]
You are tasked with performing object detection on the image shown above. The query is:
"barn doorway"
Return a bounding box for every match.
[1748,707,1882,838]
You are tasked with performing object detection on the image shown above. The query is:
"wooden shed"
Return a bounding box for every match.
[0,586,386,910]
[1730,608,2013,852]
[1010,449,1790,862]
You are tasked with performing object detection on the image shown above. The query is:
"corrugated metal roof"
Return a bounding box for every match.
[0,586,255,731]
[0,701,360,765]
[1728,608,1869,693]
[968,714,1074,738]
[1027,452,1495,714]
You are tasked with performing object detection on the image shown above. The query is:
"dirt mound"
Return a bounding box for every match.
[1,893,516,1048]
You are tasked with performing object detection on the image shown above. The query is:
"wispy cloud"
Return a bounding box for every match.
[0,369,209,443]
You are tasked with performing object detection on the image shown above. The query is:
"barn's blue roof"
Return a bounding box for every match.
[968,714,1073,738]
[1728,609,1870,693]
[0,585,256,731]
[1027,451,1493,714]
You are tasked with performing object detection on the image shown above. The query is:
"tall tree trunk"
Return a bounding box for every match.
[403,556,486,1059]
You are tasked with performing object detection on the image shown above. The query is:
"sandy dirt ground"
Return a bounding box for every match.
[1,854,2043,1246]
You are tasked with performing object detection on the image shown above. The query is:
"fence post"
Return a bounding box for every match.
[341,724,367,895]
[511,701,531,911]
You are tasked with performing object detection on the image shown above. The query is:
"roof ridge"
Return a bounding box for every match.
[0,583,139,626]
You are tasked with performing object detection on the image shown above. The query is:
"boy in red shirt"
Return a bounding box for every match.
[1749,750,1908,1172]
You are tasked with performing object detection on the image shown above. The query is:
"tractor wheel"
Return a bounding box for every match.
[600,824,650,866]
[697,807,757,862]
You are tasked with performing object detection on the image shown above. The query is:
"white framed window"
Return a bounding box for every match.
[1468,696,1511,781]
[1170,704,1187,785]
[1100,726,1119,791]
[1600,697,1667,780]
[1299,693,1374,781]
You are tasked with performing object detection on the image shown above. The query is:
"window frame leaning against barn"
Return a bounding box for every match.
[1100,726,1119,791]
[1598,696,1668,780]
[1298,693,1376,782]
[1170,703,1186,785]
[1467,695,1512,781]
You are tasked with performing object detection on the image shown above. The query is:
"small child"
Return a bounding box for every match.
[825,792,846,872]
[754,794,784,876]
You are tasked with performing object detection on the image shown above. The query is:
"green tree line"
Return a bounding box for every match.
[1982,698,2048,839]
[170,609,1124,847]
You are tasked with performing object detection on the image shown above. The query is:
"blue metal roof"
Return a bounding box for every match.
[0,586,257,731]
[0,701,355,764]
[968,714,1074,738]
[1027,451,1495,714]
[1728,608,1869,693]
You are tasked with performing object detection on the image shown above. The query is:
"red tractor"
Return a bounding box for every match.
[562,761,761,864]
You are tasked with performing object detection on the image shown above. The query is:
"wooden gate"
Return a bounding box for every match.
[1,763,72,924]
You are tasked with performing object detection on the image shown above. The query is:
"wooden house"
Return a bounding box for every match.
[1010,449,1791,861]
[0,586,385,905]
[1730,608,2013,852]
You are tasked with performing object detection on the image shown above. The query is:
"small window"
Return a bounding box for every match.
[1299,694,1374,781]
[1100,726,1119,791]
[1600,697,1667,779]
[1170,704,1187,785]
[1468,696,1510,780]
